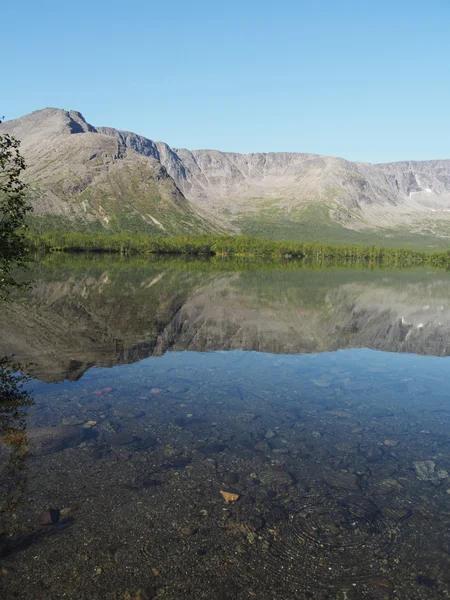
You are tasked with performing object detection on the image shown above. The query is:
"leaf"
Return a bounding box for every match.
[220,490,240,503]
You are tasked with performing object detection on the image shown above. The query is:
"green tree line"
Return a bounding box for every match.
[27,231,450,268]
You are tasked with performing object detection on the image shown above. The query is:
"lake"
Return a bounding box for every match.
[1,254,450,599]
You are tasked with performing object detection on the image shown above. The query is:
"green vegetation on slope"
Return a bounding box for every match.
[238,203,450,250]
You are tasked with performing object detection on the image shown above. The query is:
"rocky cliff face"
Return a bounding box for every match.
[2,107,450,237]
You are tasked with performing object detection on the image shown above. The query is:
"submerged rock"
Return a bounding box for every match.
[223,472,239,485]
[39,508,60,526]
[321,471,360,490]
[383,439,399,447]
[134,587,156,600]
[378,478,403,495]
[28,426,85,455]
[361,445,384,462]
[106,433,136,445]
[413,460,437,481]
[138,436,158,451]
[61,416,84,426]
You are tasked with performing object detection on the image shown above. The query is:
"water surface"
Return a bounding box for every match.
[1,255,450,599]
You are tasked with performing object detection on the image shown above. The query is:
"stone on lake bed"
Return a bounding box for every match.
[413,460,437,481]
[260,467,295,488]
[28,426,85,455]
[130,410,146,419]
[378,478,403,494]
[39,508,60,525]
[362,445,384,462]
[138,436,158,450]
[61,416,84,426]
[383,439,399,447]
[321,471,360,490]
[106,433,137,445]
[265,429,276,439]
[223,472,239,485]
[169,386,189,393]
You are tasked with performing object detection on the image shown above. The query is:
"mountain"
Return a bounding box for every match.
[2,108,450,245]
[0,108,218,236]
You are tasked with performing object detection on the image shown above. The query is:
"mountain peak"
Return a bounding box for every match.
[0,107,97,139]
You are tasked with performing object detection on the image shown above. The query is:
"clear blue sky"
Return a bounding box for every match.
[3,0,450,162]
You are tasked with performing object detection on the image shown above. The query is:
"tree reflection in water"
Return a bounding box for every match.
[0,357,34,535]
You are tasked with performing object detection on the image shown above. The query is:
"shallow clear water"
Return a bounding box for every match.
[1,255,450,599]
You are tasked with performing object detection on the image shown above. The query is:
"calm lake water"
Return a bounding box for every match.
[1,254,450,599]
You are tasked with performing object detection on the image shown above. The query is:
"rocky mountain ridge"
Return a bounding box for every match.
[2,108,450,239]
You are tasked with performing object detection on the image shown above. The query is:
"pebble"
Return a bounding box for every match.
[180,527,196,536]
[383,439,398,447]
[223,472,239,485]
[60,507,72,519]
[265,430,276,439]
[39,508,60,525]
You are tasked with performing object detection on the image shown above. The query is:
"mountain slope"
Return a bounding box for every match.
[2,107,450,244]
[0,109,219,235]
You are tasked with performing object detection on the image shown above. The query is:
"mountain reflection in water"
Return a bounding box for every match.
[1,255,450,599]
[0,254,450,382]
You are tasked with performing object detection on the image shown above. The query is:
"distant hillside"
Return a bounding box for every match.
[2,108,450,246]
